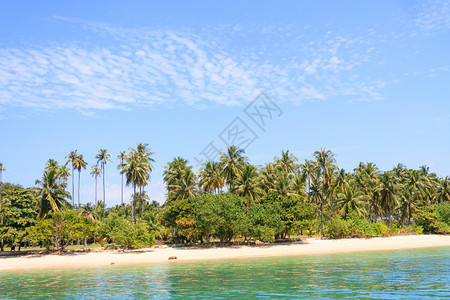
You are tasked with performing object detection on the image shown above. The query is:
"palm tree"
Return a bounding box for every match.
[199,161,225,194]
[337,188,368,218]
[275,150,298,174]
[117,151,126,211]
[376,172,398,224]
[313,148,337,235]
[90,165,101,220]
[235,164,262,204]
[96,149,111,221]
[301,159,315,202]
[257,162,277,195]
[167,168,199,202]
[164,157,193,202]
[74,154,87,207]
[121,144,155,224]
[66,150,78,207]
[35,168,70,218]
[220,145,247,190]
[434,176,450,203]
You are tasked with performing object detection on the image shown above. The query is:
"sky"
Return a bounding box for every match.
[0,0,449,206]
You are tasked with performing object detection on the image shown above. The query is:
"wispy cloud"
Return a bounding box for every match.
[0,16,411,114]
[415,0,450,32]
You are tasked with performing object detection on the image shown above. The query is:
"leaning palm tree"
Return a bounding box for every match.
[199,161,225,194]
[90,165,101,220]
[35,168,70,218]
[74,154,87,207]
[96,149,111,221]
[301,159,315,202]
[66,150,78,207]
[220,145,247,190]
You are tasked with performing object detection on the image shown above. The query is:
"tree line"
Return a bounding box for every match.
[0,145,449,251]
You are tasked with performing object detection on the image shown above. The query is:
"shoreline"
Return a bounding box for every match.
[1,235,449,271]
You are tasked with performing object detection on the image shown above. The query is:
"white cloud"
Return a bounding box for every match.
[0,17,392,115]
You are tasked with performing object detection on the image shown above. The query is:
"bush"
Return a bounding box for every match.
[99,213,156,249]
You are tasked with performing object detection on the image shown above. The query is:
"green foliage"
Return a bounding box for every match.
[413,202,450,234]
[30,210,97,249]
[0,187,37,248]
[325,211,391,238]
[99,213,156,249]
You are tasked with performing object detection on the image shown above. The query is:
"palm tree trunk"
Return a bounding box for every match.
[131,185,136,226]
[94,175,98,220]
[102,163,105,222]
[78,170,81,207]
[321,172,325,236]
[139,185,143,224]
[121,169,124,217]
[72,164,75,207]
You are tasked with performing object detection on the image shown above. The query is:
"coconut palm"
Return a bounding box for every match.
[96,149,111,221]
[164,157,194,202]
[337,188,368,218]
[167,168,199,202]
[313,148,337,235]
[220,145,247,190]
[234,164,262,203]
[74,154,87,207]
[90,165,101,220]
[434,176,450,203]
[35,168,70,218]
[301,159,315,202]
[65,150,78,207]
[275,150,298,174]
[199,161,225,194]
[257,162,277,195]
[117,151,126,210]
[376,172,399,224]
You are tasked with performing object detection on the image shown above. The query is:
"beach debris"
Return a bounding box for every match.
[110,262,115,265]
[168,256,178,260]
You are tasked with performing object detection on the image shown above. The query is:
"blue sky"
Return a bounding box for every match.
[0,0,449,205]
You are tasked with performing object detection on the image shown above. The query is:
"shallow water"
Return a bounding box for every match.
[1,247,449,299]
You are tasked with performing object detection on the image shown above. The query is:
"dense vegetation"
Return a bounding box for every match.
[0,145,449,252]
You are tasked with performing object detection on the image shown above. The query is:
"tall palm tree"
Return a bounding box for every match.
[66,150,78,207]
[313,148,337,235]
[96,149,111,221]
[74,154,87,207]
[35,168,70,218]
[90,165,101,220]
[199,161,225,194]
[117,151,126,210]
[220,145,247,190]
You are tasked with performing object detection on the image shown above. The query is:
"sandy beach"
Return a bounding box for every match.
[1,235,449,271]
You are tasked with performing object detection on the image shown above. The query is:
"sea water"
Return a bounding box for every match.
[1,247,449,299]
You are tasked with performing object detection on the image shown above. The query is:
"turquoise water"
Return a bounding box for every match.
[1,247,449,299]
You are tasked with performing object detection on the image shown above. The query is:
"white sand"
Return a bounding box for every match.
[1,235,449,271]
